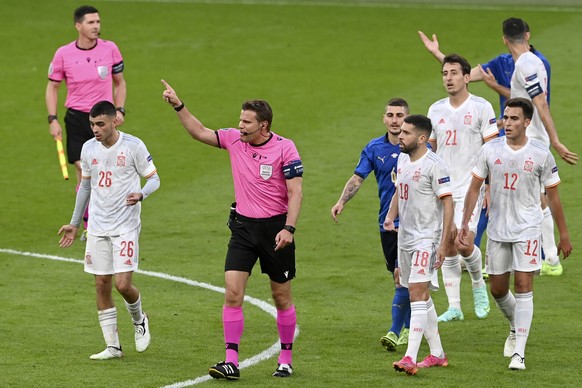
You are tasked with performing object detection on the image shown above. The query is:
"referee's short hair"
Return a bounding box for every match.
[74,5,99,24]
[242,100,273,130]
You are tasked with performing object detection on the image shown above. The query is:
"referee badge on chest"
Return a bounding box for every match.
[260,164,273,180]
[97,66,108,80]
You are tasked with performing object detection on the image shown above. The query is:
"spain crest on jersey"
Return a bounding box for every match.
[117,155,126,167]
[464,114,472,125]
[260,164,273,180]
[523,160,534,173]
[412,169,421,182]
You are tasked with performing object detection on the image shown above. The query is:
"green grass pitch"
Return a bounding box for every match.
[1,0,581,386]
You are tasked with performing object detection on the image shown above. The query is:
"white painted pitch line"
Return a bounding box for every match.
[0,248,300,387]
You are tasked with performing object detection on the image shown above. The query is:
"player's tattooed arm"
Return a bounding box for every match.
[331,174,364,222]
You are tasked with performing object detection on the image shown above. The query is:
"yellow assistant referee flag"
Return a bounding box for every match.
[56,138,69,180]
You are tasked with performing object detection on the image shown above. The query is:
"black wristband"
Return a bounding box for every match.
[116,107,126,116]
[48,114,58,124]
[283,225,296,234]
[174,101,185,112]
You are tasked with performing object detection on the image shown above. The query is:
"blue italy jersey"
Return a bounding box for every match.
[354,134,400,231]
[481,46,551,117]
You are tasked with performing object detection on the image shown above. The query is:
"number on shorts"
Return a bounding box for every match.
[413,251,430,267]
[120,241,134,257]
[524,239,539,257]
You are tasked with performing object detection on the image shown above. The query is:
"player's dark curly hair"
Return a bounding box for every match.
[505,98,534,120]
[90,101,117,118]
[404,114,432,137]
[443,54,471,76]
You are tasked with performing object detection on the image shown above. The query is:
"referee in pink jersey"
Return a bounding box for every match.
[162,80,303,380]
[46,5,126,238]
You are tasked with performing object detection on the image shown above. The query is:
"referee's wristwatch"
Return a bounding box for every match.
[283,225,296,234]
[116,107,126,116]
[48,114,58,124]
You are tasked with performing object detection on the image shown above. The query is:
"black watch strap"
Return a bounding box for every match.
[283,225,296,234]
[48,114,58,124]
[116,107,126,116]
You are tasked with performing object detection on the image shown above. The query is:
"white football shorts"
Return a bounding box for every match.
[84,227,141,275]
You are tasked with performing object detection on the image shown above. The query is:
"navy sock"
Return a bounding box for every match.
[389,286,410,334]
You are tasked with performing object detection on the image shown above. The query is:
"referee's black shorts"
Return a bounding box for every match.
[225,213,296,283]
[380,230,398,273]
[64,108,94,164]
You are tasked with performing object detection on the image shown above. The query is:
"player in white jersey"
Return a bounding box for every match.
[460,98,572,370]
[503,17,578,276]
[427,54,498,322]
[58,101,160,360]
[384,115,455,375]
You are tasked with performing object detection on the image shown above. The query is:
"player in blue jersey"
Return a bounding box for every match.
[331,98,411,351]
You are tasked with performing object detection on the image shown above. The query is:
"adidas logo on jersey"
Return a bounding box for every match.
[494,159,502,165]
[417,268,426,275]
[124,259,132,266]
[92,159,99,165]
[529,258,538,265]
[438,118,445,124]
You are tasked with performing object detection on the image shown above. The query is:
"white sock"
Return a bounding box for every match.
[125,294,144,323]
[494,291,516,332]
[424,297,444,358]
[541,208,559,265]
[514,292,533,358]
[98,307,120,348]
[462,245,485,288]
[405,301,428,363]
[441,255,462,310]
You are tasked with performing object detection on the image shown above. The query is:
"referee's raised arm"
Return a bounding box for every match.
[161,79,219,147]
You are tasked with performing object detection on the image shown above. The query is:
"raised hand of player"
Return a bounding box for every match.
[58,225,79,248]
[553,142,578,165]
[418,31,440,55]
[161,79,182,108]
[330,203,344,223]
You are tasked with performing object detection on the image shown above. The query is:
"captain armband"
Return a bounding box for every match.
[283,160,303,179]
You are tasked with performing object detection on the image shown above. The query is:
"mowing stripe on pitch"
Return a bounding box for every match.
[98,0,582,13]
[0,248,300,387]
